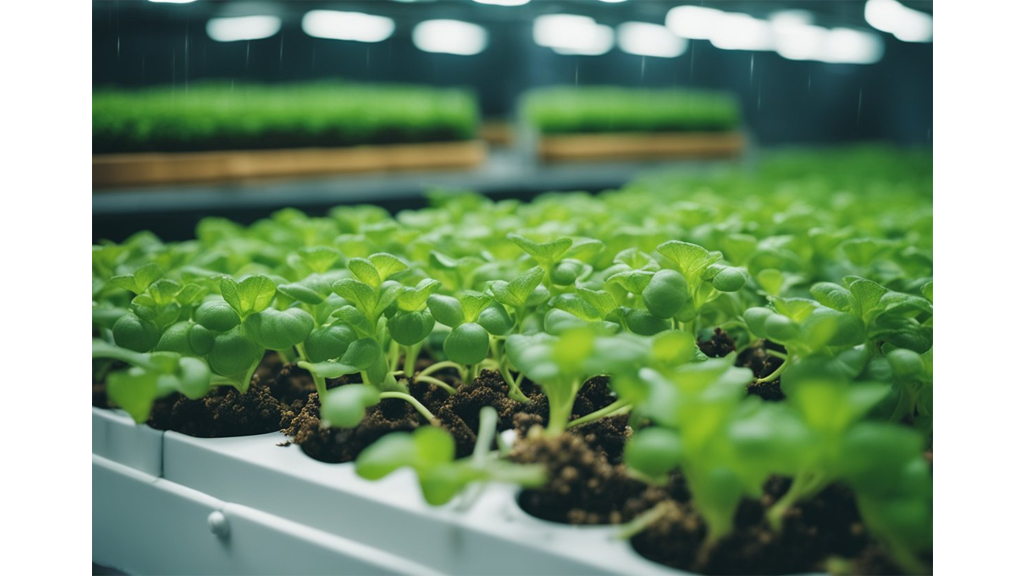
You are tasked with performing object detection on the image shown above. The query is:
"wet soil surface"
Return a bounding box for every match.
[630,478,891,575]
[147,353,317,438]
[284,365,628,465]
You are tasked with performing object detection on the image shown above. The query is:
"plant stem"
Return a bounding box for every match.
[473,407,499,465]
[765,349,788,360]
[754,357,789,384]
[468,363,481,384]
[546,380,579,436]
[403,342,423,378]
[379,391,437,424]
[312,375,327,400]
[501,365,530,402]
[415,375,458,395]
[567,398,633,429]
[388,340,400,372]
[417,360,467,382]
[767,471,827,531]
[617,501,675,540]
[277,347,297,364]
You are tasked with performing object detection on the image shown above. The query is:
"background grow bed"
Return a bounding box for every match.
[522,87,745,162]
[93,83,484,187]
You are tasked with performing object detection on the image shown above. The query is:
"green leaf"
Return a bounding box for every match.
[491,266,545,307]
[329,306,376,338]
[369,253,408,280]
[298,246,341,274]
[508,233,573,262]
[565,237,605,262]
[477,302,514,336]
[848,277,888,320]
[743,307,773,338]
[221,275,276,318]
[711,267,746,292]
[305,324,357,362]
[176,283,205,306]
[426,294,465,328]
[552,294,603,322]
[355,431,418,480]
[607,270,655,295]
[657,241,719,279]
[333,279,377,314]
[207,328,261,377]
[149,279,183,306]
[342,338,384,371]
[107,368,159,423]
[576,285,617,317]
[642,269,690,319]
[298,360,362,380]
[112,313,160,353]
[444,322,490,365]
[387,310,436,346]
[413,426,456,468]
[651,330,696,367]
[397,278,442,312]
[347,258,381,287]
[551,259,588,286]
[790,381,890,434]
[625,309,672,336]
[278,283,325,305]
[625,428,682,479]
[110,263,163,294]
[321,385,382,428]
[756,269,784,296]
[194,300,241,332]
[544,309,606,335]
[458,292,492,323]
[175,357,213,400]
[921,281,933,303]
[810,282,854,312]
[154,321,211,357]
[244,308,315,350]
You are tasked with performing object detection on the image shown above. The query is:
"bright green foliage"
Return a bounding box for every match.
[523,86,741,134]
[92,147,932,570]
[93,82,479,153]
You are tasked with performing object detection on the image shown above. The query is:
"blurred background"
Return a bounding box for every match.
[92,0,933,242]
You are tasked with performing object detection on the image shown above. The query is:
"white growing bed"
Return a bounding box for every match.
[92,407,686,575]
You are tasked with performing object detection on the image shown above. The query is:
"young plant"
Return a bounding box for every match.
[505,326,647,435]
[355,407,546,505]
[92,340,212,423]
[426,291,514,386]
[195,274,314,391]
[810,276,933,353]
[626,356,756,547]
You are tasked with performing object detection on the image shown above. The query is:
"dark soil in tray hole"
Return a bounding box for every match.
[284,368,629,465]
[629,477,928,575]
[146,353,317,438]
[509,431,683,525]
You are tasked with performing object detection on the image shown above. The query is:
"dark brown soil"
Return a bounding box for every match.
[147,353,317,438]
[738,339,787,401]
[282,385,425,463]
[148,378,296,438]
[630,477,928,575]
[284,369,630,466]
[699,327,738,358]
[510,430,663,525]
